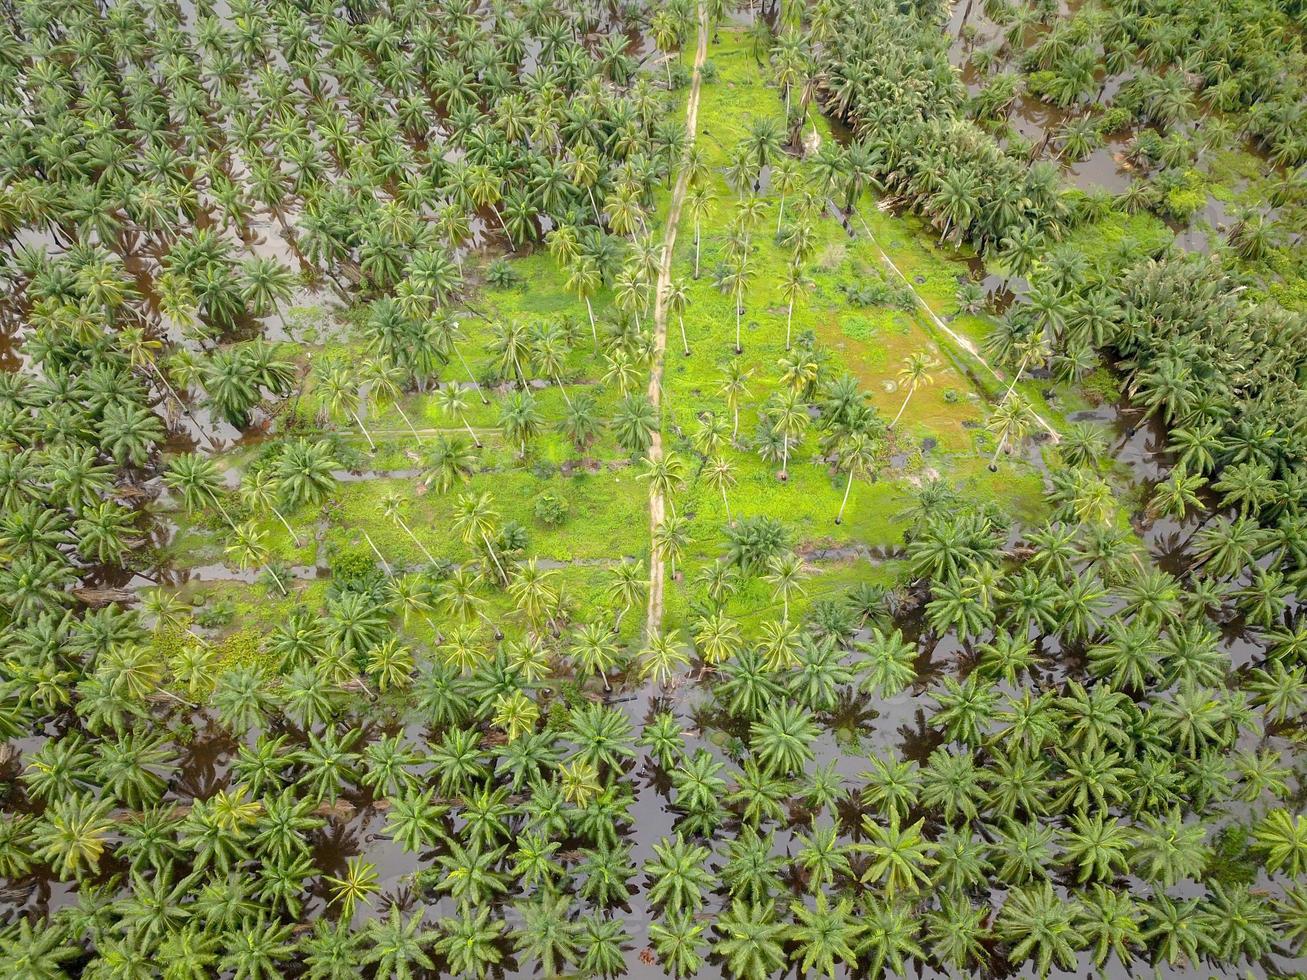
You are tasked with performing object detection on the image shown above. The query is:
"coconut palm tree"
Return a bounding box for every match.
[718,361,754,442]
[890,352,938,429]
[315,361,375,451]
[605,558,647,633]
[715,255,754,355]
[432,384,481,448]
[779,260,813,351]
[362,357,422,447]
[987,394,1036,470]
[685,185,715,279]
[704,454,737,524]
[834,430,877,525]
[226,520,288,595]
[452,491,507,584]
[666,276,692,356]
[767,388,809,481]
[499,389,542,458]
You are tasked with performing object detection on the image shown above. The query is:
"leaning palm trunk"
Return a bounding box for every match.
[361,528,391,574]
[270,506,303,548]
[453,347,488,405]
[891,385,915,428]
[396,517,436,565]
[585,297,597,347]
[720,483,732,523]
[836,469,854,524]
[1002,354,1031,401]
[267,566,289,596]
[989,435,1007,469]
[392,402,423,447]
[351,410,376,450]
[458,412,482,447]
[482,531,507,584]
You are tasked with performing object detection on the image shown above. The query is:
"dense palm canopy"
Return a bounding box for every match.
[0,0,1303,975]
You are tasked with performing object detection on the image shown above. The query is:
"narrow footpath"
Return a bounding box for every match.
[645,1,708,641]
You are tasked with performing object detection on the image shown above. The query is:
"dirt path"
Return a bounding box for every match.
[645,1,708,642]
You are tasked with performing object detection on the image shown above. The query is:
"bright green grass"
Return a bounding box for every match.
[164,30,1063,643]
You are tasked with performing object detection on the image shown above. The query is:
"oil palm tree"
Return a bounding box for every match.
[714,900,787,980]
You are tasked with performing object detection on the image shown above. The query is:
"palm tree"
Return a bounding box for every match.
[362,357,422,447]
[858,814,934,899]
[640,452,688,501]
[565,256,602,346]
[779,260,813,351]
[651,910,707,978]
[685,185,715,279]
[239,469,301,548]
[718,361,754,442]
[434,384,482,448]
[640,632,691,688]
[715,256,754,355]
[890,352,937,428]
[666,276,692,356]
[997,882,1086,977]
[605,558,647,633]
[226,520,288,596]
[714,900,787,980]
[363,907,437,980]
[570,622,622,691]
[772,156,803,233]
[987,394,1036,470]
[165,453,234,526]
[654,505,692,580]
[704,454,737,523]
[788,892,862,979]
[324,857,379,919]
[33,793,115,879]
[646,834,715,913]
[275,439,339,510]
[834,430,877,524]
[499,389,542,458]
[316,362,375,451]
[422,435,477,495]
[612,394,658,455]
[435,908,505,979]
[764,551,808,623]
[768,388,809,481]
[381,491,435,564]
[452,491,507,584]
